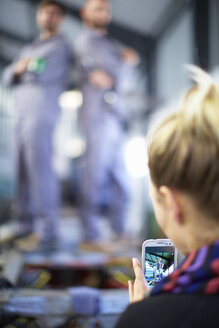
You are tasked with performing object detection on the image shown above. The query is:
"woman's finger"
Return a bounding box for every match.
[132,258,145,280]
[128,280,134,303]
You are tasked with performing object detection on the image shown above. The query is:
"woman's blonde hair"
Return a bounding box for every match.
[148,66,219,219]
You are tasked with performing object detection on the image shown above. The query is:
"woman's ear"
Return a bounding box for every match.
[159,186,183,224]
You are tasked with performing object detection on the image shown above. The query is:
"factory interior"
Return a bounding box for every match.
[0,0,219,327]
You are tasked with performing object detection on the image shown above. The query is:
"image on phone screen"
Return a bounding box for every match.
[144,246,175,287]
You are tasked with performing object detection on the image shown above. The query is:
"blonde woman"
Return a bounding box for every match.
[116,67,219,328]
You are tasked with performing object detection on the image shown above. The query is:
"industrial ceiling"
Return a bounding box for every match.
[0,0,179,64]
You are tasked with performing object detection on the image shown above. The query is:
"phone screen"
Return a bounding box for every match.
[144,246,175,287]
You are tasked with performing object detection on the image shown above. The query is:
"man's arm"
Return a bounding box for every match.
[73,36,116,89]
[88,69,114,89]
[2,40,73,87]
[73,52,114,89]
[120,48,140,66]
[2,55,30,87]
[36,43,73,85]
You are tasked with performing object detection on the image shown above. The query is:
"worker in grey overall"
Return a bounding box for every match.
[158,259,164,279]
[2,1,72,246]
[75,0,139,242]
[153,260,159,280]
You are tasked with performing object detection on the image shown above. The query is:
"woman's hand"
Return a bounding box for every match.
[128,258,148,303]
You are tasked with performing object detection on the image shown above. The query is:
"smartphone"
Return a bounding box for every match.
[142,239,177,287]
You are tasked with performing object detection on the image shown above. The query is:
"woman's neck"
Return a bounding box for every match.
[186,226,219,253]
[183,208,219,254]
[177,193,219,254]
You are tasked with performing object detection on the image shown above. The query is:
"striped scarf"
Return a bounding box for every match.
[151,239,219,296]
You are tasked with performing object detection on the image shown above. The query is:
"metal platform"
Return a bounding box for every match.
[0,216,139,327]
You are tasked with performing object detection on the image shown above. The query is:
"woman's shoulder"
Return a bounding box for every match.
[115,294,219,328]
